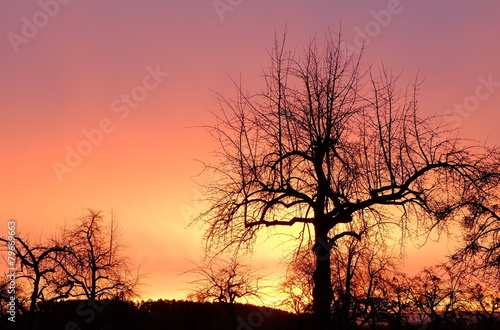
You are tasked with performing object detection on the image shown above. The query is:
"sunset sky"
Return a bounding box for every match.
[1,0,500,302]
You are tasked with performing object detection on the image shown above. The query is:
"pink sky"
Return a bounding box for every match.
[1,0,500,301]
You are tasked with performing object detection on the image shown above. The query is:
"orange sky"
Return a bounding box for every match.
[1,0,500,302]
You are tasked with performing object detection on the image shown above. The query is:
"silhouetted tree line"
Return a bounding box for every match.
[182,239,499,329]
[0,210,139,328]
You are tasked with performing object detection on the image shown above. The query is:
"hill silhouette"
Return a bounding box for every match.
[1,299,311,330]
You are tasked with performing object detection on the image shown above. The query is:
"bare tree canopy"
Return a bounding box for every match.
[0,235,72,319]
[56,209,139,301]
[452,198,500,281]
[186,256,263,305]
[198,31,500,329]
[186,256,264,330]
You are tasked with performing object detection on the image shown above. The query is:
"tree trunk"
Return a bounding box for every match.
[312,226,333,330]
[91,264,97,300]
[340,253,354,329]
[30,275,40,313]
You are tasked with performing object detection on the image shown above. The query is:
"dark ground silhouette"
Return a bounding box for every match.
[0,299,310,330]
[1,298,499,330]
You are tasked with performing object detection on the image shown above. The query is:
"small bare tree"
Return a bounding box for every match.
[279,247,314,316]
[0,235,72,318]
[187,256,263,305]
[186,256,264,330]
[463,273,500,329]
[408,265,467,329]
[55,209,139,300]
[378,272,413,329]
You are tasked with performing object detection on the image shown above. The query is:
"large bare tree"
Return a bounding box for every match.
[198,31,500,329]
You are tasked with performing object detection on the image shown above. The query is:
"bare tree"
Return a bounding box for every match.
[186,256,264,330]
[378,272,413,329]
[0,235,72,319]
[463,272,500,329]
[56,209,139,301]
[187,256,263,305]
[408,265,467,329]
[279,247,314,317]
[342,241,398,329]
[330,228,368,329]
[198,30,500,329]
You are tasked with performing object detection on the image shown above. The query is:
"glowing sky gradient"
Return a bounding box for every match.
[1,0,500,301]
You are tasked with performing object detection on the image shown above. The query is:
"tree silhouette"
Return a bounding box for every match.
[0,235,73,322]
[187,257,263,305]
[198,31,500,329]
[408,265,467,329]
[55,209,139,300]
[378,272,413,329]
[465,276,500,329]
[186,256,264,329]
[279,247,314,317]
